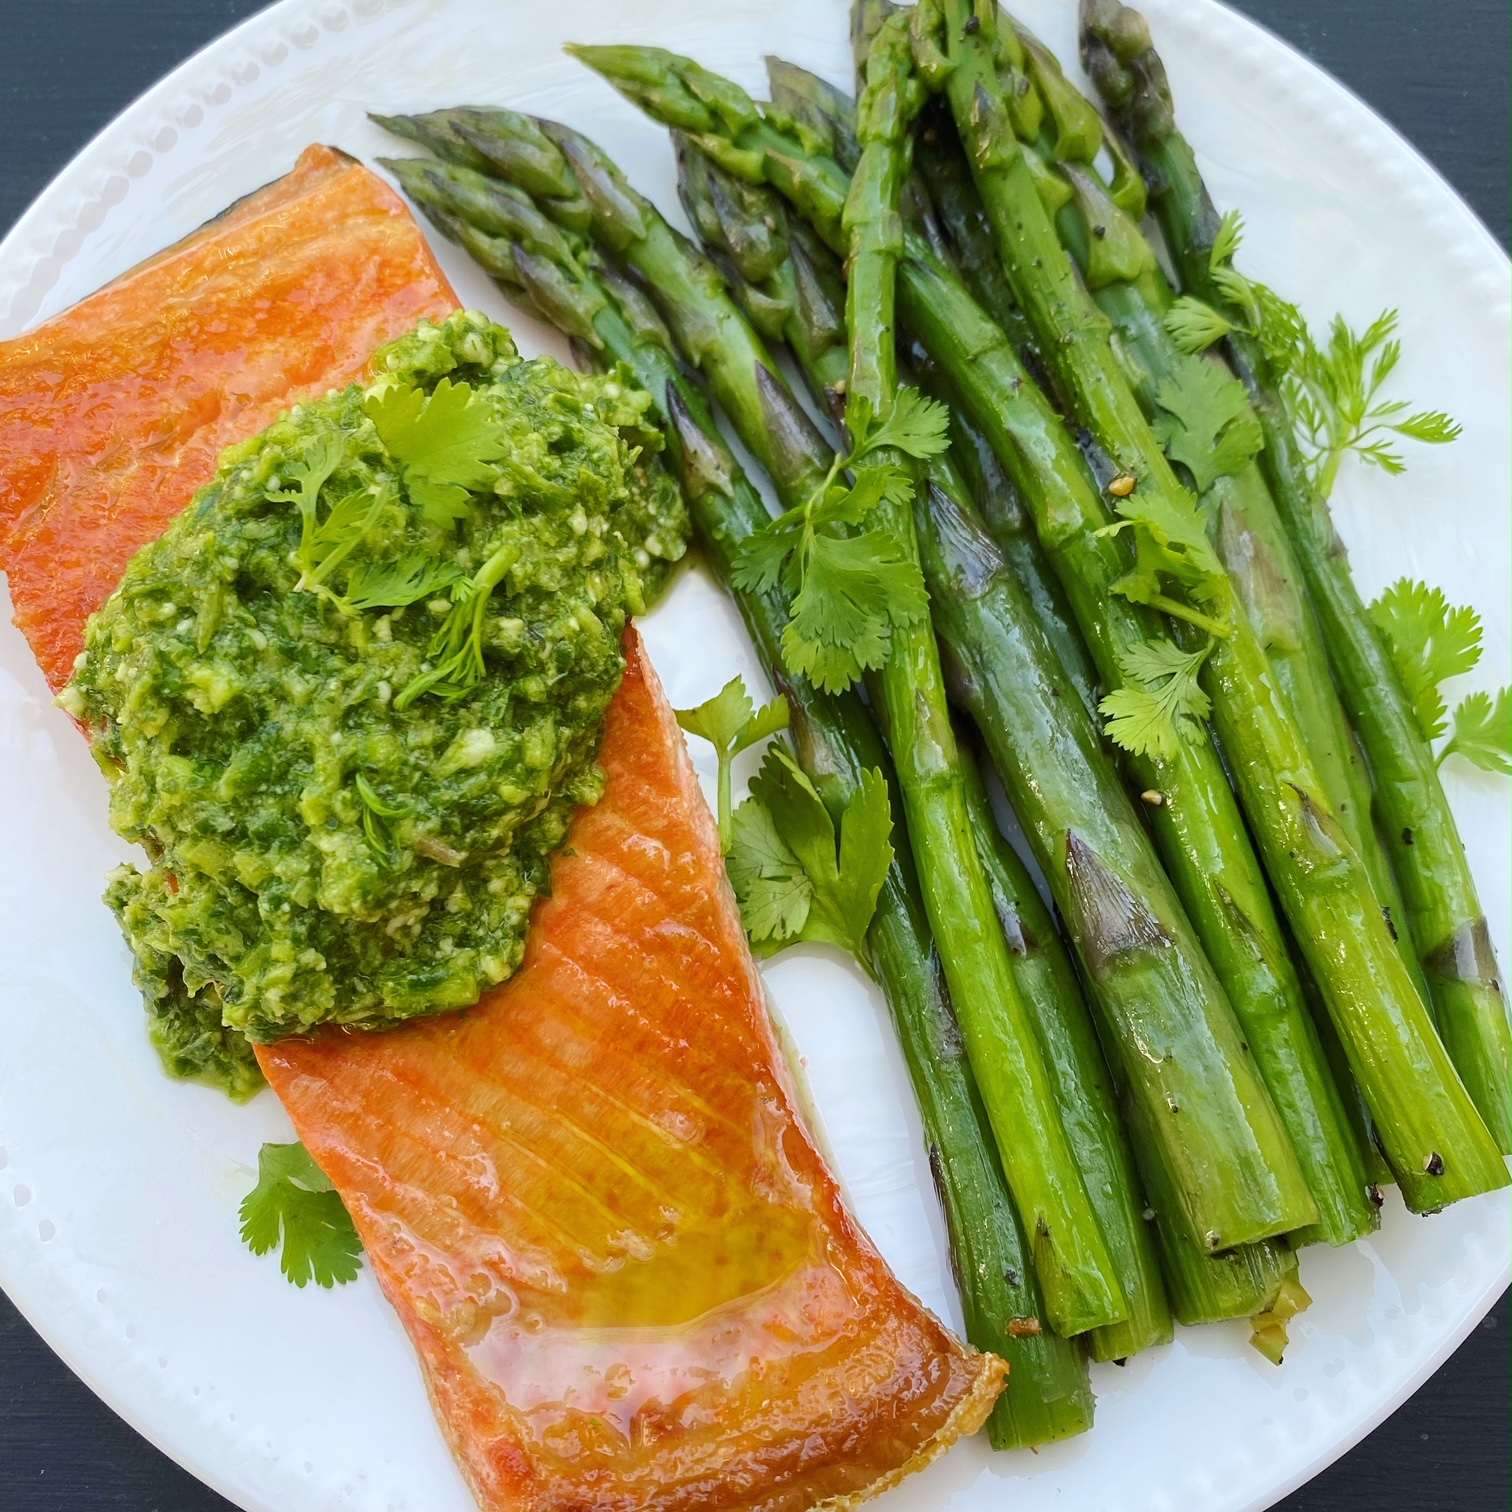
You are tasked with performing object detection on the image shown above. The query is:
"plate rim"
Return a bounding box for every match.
[0,2,1506,1510]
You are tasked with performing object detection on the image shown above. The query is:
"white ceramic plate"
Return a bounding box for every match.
[0,2,1507,1509]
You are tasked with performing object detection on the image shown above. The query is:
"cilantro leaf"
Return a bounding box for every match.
[239,1141,363,1289]
[852,386,953,461]
[1099,638,1214,759]
[267,427,396,610]
[1100,477,1232,638]
[1368,578,1482,741]
[812,463,911,527]
[675,675,789,849]
[394,541,520,710]
[727,796,812,943]
[365,378,508,528]
[731,389,939,694]
[1152,356,1264,493]
[343,554,463,611]
[269,434,345,541]
[729,745,894,966]
[731,526,794,593]
[1165,296,1233,355]
[781,529,929,694]
[827,765,894,952]
[1439,688,1511,776]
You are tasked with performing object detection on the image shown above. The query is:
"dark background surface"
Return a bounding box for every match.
[1,1,1508,1508]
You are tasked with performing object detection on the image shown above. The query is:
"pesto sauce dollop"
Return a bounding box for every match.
[64,311,687,1097]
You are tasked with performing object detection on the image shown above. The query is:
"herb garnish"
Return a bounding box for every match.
[675,676,791,849]
[1151,356,1264,494]
[1369,580,1511,775]
[731,388,948,692]
[1099,638,1215,761]
[239,1141,363,1289]
[677,675,894,966]
[1163,211,1460,497]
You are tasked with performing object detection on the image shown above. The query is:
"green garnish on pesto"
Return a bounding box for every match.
[63,311,687,1096]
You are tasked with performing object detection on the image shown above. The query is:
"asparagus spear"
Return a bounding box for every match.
[910,0,1507,1210]
[380,106,1127,1340]
[674,132,850,413]
[680,120,1170,1356]
[957,735,1172,1361]
[844,12,1124,1335]
[1079,0,1512,1155]
[765,57,862,172]
[386,167,1090,1445]
[577,43,1376,1249]
[690,109,1296,1332]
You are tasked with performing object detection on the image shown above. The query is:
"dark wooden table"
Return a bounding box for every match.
[1,2,1508,1508]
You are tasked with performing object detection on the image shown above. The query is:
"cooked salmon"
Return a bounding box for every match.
[259,632,1003,1510]
[0,163,1003,1509]
[0,144,456,689]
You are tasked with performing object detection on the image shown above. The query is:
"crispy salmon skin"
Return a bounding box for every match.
[259,632,1003,1510]
[0,144,456,689]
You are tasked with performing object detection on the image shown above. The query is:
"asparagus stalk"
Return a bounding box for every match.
[1020,113,1428,1004]
[689,108,1291,1332]
[1079,0,1512,1155]
[843,12,1124,1336]
[925,354,1100,723]
[681,123,1170,1355]
[579,44,1380,1247]
[381,105,1127,1340]
[958,735,1172,1361]
[912,0,1507,1209]
[385,165,1091,1445]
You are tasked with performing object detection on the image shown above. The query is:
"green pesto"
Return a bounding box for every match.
[64,311,687,1096]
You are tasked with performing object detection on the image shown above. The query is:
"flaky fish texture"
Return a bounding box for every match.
[259,630,1004,1511]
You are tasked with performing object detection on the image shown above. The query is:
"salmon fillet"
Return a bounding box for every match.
[0,143,456,689]
[260,631,1002,1510]
[0,165,1003,1508]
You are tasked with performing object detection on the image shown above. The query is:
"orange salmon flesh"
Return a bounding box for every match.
[0,149,1004,1510]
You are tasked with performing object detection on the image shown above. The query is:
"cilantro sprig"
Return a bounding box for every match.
[239,1141,363,1289]
[393,542,520,711]
[731,388,947,693]
[1098,482,1232,640]
[271,430,464,618]
[355,771,408,868]
[1163,211,1460,499]
[1369,579,1511,775]
[728,746,894,966]
[364,377,509,528]
[677,675,894,968]
[1151,355,1263,494]
[1099,638,1215,760]
[675,676,790,849]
